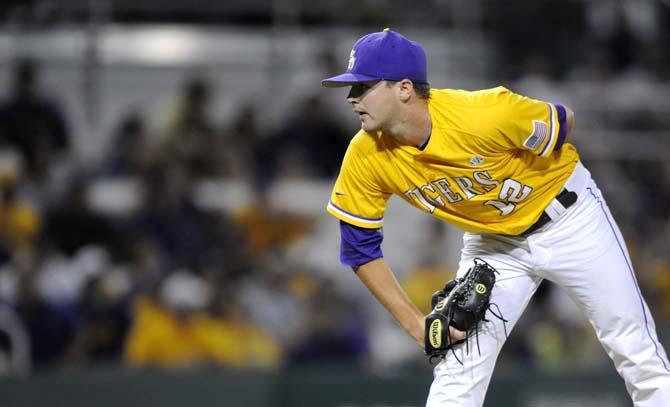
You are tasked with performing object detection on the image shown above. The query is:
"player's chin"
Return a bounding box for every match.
[360,118,378,132]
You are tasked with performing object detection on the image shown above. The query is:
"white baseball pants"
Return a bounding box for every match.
[426,162,670,406]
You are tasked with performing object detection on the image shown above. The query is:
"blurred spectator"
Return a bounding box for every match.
[0,58,69,181]
[123,235,167,295]
[15,267,78,367]
[650,259,670,338]
[584,0,663,75]
[123,271,280,369]
[566,45,614,82]
[222,102,264,177]
[103,111,155,177]
[160,76,223,177]
[513,53,572,106]
[41,176,120,258]
[484,0,587,79]
[401,221,456,315]
[0,304,30,375]
[0,167,40,264]
[130,163,225,269]
[232,183,314,255]
[288,277,368,366]
[238,266,308,350]
[403,263,454,315]
[65,269,132,365]
[255,94,348,182]
[209,283,282,368]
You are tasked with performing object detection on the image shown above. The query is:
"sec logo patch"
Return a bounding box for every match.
[469,155,484,166]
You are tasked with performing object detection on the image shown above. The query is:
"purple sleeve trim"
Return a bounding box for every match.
[339,221,383,268]
[554,104,568,151]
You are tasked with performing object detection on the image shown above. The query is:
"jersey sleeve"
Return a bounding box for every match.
[486,87,565,158]
[326,137,391,229]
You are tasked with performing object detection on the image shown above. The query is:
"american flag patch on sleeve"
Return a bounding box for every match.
[523,120,548,150]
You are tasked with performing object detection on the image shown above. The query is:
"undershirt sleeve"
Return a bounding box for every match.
[339,221,384,268]
[554,103,568,151]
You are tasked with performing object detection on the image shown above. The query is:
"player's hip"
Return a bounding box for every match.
[461,162,621,261]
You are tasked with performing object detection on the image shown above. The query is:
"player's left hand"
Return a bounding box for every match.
[424,258,502,361]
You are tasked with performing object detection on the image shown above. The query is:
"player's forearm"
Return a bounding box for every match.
[354,258,425,347]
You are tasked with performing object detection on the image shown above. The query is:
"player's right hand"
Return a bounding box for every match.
[450,326,466,342]
[418,317,466,349]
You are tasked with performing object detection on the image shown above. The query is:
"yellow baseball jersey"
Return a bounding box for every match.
[327,86,579,235]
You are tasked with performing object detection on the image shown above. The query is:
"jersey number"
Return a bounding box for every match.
[484,179,532,216]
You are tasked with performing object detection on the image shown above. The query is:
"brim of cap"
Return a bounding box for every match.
[321,72,380,87]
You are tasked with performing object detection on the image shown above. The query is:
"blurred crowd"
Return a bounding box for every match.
[0,56,368,374]
[0,0,668,378]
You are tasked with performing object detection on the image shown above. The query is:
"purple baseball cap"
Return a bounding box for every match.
[321,28,427,88]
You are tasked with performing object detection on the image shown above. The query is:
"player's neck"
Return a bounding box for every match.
[384,102,431,148]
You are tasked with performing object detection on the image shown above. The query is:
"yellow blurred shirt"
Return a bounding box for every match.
[327,87,579,235]
[0,202,40,249]
[402,266,456,314]
[123,296,281,368]
[233,204,312,253]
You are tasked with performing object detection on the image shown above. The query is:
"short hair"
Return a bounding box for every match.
[385,80,431,100]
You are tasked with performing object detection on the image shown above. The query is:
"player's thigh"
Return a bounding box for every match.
[544,190,657,345]
[544,191,670,397]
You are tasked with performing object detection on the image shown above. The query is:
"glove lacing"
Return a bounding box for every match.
[431,258,509,366]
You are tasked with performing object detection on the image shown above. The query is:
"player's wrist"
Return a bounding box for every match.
[415,316,426,348]
[403,315,425,349]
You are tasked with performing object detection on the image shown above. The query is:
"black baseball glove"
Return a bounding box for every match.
[424,258,505,362]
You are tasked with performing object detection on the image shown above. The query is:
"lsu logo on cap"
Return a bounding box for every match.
[347,50,356,71]
[429,319,442,348]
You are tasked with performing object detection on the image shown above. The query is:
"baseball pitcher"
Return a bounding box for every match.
[321,28,670,406]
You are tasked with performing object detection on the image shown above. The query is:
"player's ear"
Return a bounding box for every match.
[397,79,414,102]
